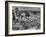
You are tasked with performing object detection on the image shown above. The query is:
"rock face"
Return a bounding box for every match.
[12,7,40,30]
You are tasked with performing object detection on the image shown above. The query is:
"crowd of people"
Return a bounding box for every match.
[12,8,40,30]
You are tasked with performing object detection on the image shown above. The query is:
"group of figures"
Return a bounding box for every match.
[12,7,40,30]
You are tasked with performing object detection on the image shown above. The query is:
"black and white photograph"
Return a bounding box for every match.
[5,1,45,36]
[12,7,40,30]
